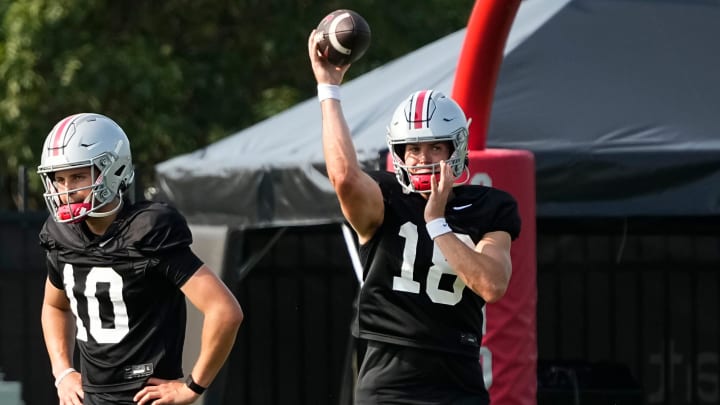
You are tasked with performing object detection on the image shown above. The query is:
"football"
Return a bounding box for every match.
[315,9,371,67]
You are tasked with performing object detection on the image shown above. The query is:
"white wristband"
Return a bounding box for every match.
[426,217,452,240]
[54,367,77,388]
[317,84,340,102]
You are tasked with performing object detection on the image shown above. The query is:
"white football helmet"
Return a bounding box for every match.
[37,113,134,223]
[387,90,470,193]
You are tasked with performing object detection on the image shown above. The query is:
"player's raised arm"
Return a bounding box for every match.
[307,30,383,244]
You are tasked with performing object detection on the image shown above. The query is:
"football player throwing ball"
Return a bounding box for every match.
[308,30,521,404]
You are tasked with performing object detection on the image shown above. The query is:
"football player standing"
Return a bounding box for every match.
[37,113,243,404]
[308,32,521,404]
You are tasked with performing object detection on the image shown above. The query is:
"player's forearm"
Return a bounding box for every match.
[189,308,242,388]
[321,100,361,185]
[41,304,76,375]
[434,235,511,302]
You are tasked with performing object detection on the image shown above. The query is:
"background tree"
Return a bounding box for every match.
[0,0,474,210]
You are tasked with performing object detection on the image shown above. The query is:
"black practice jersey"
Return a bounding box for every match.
[354,171,521,358]
[39,201,203,392]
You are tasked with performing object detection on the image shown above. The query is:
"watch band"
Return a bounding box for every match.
[185,374,207,395]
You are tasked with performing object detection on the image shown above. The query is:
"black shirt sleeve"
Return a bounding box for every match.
[152,246,204,287]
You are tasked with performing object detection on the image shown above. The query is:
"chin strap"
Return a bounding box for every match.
[88,195,123,219]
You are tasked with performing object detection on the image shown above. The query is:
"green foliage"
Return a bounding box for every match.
[0,0,473,210]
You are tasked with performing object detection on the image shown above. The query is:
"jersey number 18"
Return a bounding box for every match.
[392,222,472,306]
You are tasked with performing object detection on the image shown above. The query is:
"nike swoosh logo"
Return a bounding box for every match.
[99,237,113,247]
[453,204,472,210]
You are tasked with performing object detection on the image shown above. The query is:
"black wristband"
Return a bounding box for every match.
[185,374,207,395]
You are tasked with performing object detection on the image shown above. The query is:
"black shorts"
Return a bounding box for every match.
[83,389,138,405]
[355,340,490,405]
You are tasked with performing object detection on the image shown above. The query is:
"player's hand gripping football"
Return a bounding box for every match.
[425,160,455,222]
[308,29,350,86]
[56,370,83,405]
[133,377,199,405]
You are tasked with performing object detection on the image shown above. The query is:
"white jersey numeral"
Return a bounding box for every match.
[62,264,130,343]
[392,223,421,294]
[63,264,88,341]
[391,224,493,388]
[392,222,471,306]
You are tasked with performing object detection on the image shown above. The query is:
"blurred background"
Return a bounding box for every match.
[0,0,473,211]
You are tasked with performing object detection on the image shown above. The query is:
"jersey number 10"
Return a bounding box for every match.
[63,264,130,344]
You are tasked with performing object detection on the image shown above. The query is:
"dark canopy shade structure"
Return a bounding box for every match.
[155,0,720,227]
[489,0,720,217]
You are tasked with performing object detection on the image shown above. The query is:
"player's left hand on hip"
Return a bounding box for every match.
[134,377,199,405]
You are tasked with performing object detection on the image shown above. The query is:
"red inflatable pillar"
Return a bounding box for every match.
[453,0,521,151]
[469,150,537,405]
[454,1,537,404]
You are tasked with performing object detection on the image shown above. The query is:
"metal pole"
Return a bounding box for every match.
[17,165,28,212]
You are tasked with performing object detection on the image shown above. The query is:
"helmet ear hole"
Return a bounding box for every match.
[114,165,126,177]
[393,145,406,161]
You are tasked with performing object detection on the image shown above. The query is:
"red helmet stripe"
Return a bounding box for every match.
[412,90,432,129]
[50,114,79,156]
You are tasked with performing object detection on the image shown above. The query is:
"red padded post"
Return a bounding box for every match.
[452,0,521,151]
[454,2,536,404]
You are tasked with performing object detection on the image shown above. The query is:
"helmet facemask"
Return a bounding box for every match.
[39,153,129,224]
[387,90,471,194]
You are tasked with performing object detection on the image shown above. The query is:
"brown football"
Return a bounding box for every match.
[315,9,371,67]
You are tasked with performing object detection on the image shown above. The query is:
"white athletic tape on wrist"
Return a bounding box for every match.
[54,367,77,388]
[317,84,340,102]
[426,217,452,240]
